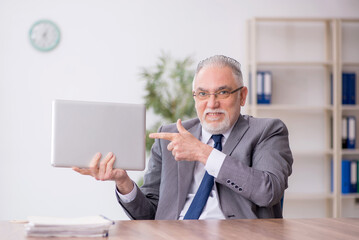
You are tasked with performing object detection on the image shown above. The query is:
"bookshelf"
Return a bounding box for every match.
[338,19,359,217]
[246,18,359,218]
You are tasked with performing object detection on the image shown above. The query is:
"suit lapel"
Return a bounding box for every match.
[222,115,249,155]
[177,122,202,215]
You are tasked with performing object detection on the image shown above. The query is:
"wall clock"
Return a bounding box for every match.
[29,20,61,52]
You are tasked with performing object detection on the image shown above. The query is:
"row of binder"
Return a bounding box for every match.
[254,71,356,105]
[342,73,356,105]
[331,72,357,105]
[339,73,358,194]
[342,116,356,149]
[331,160,359,194]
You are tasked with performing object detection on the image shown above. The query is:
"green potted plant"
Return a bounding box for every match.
[141,53,197,153]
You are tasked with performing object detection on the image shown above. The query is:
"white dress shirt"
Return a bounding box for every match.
[117,125,234,220]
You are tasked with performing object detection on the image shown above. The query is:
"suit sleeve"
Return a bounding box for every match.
[116,127,163,220]
[215,119,293,207]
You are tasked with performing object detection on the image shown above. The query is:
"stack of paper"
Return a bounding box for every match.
[25,215,114,237]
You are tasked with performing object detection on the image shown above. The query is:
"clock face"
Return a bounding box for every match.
[29,20,60,52]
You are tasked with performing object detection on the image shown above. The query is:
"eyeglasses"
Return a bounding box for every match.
[192,86,243,100]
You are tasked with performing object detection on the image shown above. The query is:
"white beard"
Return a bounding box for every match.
[200,109,231,134]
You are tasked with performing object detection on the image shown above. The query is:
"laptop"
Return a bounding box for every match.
[51,99,146,170]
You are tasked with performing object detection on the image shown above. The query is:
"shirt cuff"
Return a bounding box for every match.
[205,149,226,178]
[116,182,137,203]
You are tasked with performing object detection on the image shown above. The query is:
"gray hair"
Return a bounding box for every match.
[193,55,243,90]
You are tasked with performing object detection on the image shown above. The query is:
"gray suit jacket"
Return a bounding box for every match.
[117,115,293,220]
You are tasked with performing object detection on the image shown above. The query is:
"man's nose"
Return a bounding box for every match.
[206,94,220,108]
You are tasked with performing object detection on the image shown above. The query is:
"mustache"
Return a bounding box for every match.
[203,109,227,115]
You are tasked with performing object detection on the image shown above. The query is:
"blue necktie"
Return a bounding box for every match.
[183,134,223,220]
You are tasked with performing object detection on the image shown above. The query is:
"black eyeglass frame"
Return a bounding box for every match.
[192,86,244,99]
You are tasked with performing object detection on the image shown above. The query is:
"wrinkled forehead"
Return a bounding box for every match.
[193,66,239,91]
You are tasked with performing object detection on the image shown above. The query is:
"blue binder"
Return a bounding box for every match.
[263,71,272,104]
[342,160,351,194]
[343,72,356,105]
[331,160,354,194]
[342,73,348,104]
[257,71,272,104]
[257,72,264,104]
[347,73,356,105]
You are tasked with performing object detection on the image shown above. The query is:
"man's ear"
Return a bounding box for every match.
[240,87,248,106]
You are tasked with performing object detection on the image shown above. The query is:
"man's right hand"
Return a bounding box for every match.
[72,152,134,194]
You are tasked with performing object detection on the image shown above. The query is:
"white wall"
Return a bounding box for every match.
[0,0,358,220]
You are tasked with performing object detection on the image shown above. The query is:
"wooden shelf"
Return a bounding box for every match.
[342,105,359,111]
[342,62,359,66]
[251,105,359,112]
[341,19,359,23]
[251,61,332,67]
[292,150,333,157]
[287,193,359,200]
[254,17,332,22]
[341,149,359,156]
[249,105,332,112]
[341,193,359,199]
[285,192,333,200]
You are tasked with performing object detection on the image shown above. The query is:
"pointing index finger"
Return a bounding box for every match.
[149,132,177,141]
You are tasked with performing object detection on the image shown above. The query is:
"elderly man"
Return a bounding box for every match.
[74,55,293,220]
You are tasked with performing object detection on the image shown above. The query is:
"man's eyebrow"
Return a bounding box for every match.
[196,87,207,92]
[195,86,231,92]
[217,86,230,91]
